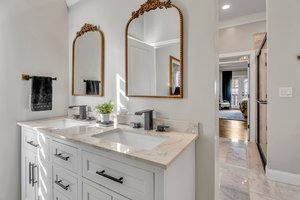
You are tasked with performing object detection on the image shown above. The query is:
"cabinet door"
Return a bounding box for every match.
[23,149,37,200]
[38,159,51,200]
[83,183,112,200]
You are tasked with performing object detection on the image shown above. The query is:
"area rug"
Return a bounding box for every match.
[219,110,246,121]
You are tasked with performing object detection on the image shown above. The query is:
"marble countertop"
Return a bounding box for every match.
[18,117,198,169]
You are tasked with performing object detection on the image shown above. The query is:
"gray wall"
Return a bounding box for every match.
[219,21,266,54]
[0,0,69,199]
[268,0,300,175]
[68,0,218,199]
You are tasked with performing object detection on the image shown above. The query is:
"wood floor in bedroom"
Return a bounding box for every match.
[219,119,249,141]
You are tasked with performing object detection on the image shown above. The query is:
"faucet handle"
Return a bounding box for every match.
[130,122,142,128]
[156,125,170,132]
[135,109,154,115]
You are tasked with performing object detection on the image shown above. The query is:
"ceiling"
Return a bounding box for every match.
[219,0,266,22]
[66,0,266,27]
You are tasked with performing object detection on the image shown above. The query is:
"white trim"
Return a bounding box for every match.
[219,12,266,29]
[219,60,249,66]
[266,166,300,187]
[219,50,255,59]
[150,39,180,48]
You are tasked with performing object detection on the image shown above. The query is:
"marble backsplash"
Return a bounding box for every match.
[117,114,199,134]
[68,107,198,134]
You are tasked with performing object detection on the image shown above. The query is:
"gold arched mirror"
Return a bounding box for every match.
[125,0,183,98]
[72,23,105,96]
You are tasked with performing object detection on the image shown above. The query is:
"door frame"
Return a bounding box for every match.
[256,34,268,169]
[219,50,256,142]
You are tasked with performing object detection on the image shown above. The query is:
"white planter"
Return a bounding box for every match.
[98,113,111,122]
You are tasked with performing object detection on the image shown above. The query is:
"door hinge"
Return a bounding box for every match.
[248,124,250,129]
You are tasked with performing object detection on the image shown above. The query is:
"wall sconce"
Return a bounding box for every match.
[297,55,300,61]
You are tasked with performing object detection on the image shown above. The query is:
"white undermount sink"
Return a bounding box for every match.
[93,128,166,150]
[42,118,88,129]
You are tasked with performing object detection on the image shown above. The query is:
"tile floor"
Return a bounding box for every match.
[219,137,300,200]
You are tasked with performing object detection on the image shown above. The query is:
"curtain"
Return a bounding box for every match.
[222,71,232,103]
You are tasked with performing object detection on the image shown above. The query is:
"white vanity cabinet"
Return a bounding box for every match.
[21,126,196,200]
[22,127,52,200]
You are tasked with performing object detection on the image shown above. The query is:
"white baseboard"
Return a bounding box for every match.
[266,166,300,186]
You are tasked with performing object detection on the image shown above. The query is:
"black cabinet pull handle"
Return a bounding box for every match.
[55,180,70,190]
[31,164,38,187]
[54,153,70,161]
[29,162,32,185]
[96,170,123,184]
[27,141,39,148]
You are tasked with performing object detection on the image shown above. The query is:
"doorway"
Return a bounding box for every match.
[218,51,256,142]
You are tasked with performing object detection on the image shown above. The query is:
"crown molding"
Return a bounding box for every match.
[219,12,266,29]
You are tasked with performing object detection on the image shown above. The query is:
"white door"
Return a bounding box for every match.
[24,149,37,200]
[128,38,156,95]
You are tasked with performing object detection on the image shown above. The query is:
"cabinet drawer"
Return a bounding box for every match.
[83,182,112,200]
[54,189,71,200]
[23,128,39,152]
[53,165,78,200]
[52,141,78,173]
[82,151,154,200]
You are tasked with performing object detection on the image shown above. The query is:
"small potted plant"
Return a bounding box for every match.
[95,101,114,122]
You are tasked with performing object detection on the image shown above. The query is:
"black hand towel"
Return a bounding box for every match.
[85,80,100,95]
[173,87,180,95]
[31,76,53,111]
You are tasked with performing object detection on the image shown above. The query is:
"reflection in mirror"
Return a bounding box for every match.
[126,0,183,98]
[72,24,104,96]
[170,56,181,95]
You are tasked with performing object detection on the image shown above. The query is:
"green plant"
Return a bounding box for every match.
[95,101,114,114]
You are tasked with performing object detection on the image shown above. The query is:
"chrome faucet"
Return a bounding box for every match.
[68,105,87,120]
[135,109,154,130]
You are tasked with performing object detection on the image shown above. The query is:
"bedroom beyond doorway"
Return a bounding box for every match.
[219,53,251,141]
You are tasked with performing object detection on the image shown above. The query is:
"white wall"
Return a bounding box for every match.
[68,0,218,199]
[0,0,69,199]
[219,21,266,54]
[267,0,300,184]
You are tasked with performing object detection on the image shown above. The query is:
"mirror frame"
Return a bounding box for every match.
[72,23,105,97]
[125,0,184,98]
